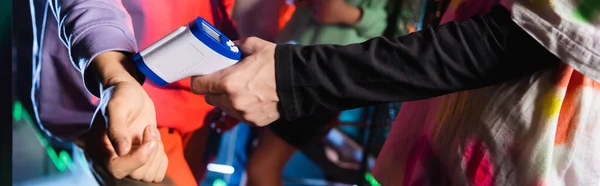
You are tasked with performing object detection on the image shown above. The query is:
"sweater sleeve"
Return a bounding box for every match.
[49,0,141,97]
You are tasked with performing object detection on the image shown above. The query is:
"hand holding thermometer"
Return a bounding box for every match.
[134,17,241,86]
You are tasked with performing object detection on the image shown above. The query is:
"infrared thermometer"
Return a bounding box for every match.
[134,17,241,86]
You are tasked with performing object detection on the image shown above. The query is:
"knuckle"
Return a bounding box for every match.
[247,36,259,42]
[162,158,169,173]
[221,79,238,93]
[256,119,268,127]
[109,170,126,179]
[155,175,165,183]
[157,162,168,182]
[241,112,255,123]
[191,78,211,94]
[190,81,201,94]
[143,175,155,183]
[269,113,280,123]
[129,172,144,181]
[230,99,244,111]
[255,120,266,127]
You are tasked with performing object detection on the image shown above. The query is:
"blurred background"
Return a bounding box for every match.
[12,0,450,185]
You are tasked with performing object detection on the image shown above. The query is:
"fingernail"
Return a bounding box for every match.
[147,141,157,149]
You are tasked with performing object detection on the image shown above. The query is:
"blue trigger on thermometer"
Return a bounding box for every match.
[133,17,241,86]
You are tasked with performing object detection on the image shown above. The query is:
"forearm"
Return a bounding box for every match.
[274,5,560,121]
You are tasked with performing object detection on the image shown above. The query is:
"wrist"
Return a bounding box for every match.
[91,51,141,87]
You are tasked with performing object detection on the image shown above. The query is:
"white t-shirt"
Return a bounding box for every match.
[508,0,600,81]
[372,0,600,185]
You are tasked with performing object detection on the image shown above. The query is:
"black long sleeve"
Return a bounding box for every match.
[274,5,560,121]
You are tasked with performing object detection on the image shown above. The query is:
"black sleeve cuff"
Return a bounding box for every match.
[273,45,339,148]
[275,44,303,121]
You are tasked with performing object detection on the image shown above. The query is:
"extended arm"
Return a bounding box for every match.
[274,5,560,121]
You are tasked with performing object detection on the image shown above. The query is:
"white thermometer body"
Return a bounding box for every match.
[134,17,241,86]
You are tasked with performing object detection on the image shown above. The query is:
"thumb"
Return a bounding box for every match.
[101,87,136,156]
[231,40,250,54]
[233,37,264,55]
[105,91,147,156]
[106,115,133,156]
[108,126,159,179]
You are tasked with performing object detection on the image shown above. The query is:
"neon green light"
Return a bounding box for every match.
[13,101,75,172]
[13,101,22,121]
[212,178,227,186]
[365,172,381,186]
